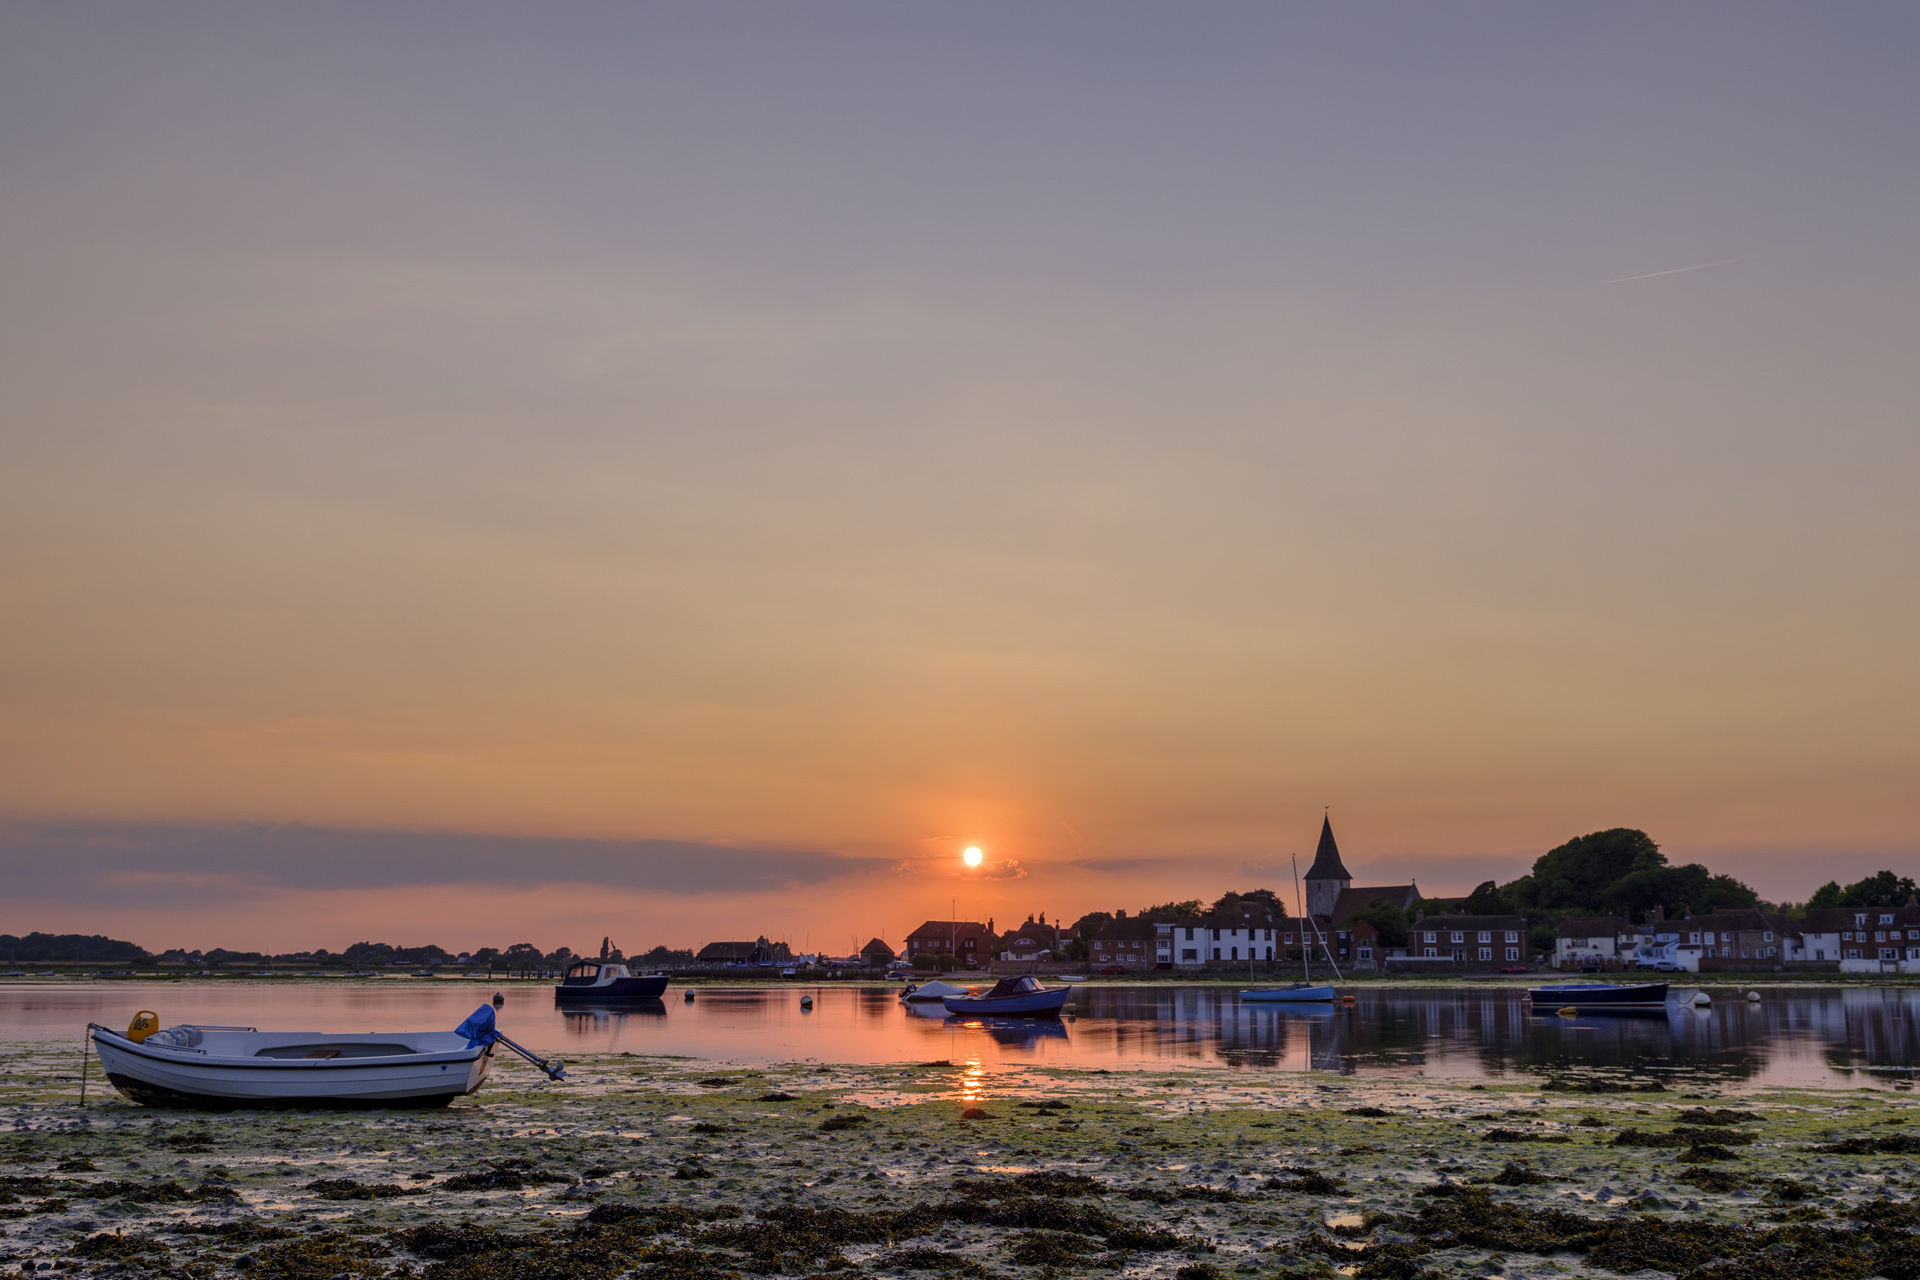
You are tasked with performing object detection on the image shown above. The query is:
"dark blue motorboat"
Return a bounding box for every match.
[554,960,670,1002]
[1527,981,1668,1010]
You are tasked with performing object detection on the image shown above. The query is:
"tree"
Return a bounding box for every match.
[1351,897,1411,949]
[1072,912,1115,942]
[1210,889,1288,919]
[1815,871,1920,909]
[599,936,612,961]
[1459,881,1509,915]
[1510,829,1664,912]
[503,942,543,975]
[1141,900,1203,920]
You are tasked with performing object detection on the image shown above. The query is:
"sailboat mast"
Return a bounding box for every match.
[1292,853,1309,981]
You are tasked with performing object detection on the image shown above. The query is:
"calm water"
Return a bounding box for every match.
[3,980,1917,1091]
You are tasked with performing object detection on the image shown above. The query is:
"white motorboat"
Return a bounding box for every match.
[899,980,972,1004]
[87,1006,562,1109]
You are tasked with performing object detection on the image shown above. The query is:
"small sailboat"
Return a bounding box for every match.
[940,974,1072,1018]
[553,960,670,1002]
[87,1006,563,1109]
[899,979,971,1004]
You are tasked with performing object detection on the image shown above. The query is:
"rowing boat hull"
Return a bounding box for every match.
[1527,982,1669,1010]
[90,1028,493,1109]
[941,987,1072,1018]
[1240,986,1336,1003]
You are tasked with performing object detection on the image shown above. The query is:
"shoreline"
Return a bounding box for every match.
[3,1045,1918,1279]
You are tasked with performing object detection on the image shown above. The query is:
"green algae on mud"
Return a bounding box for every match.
[2,1053,1918,1278]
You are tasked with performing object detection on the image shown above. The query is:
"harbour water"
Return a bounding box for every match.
[3,980,1916,1090]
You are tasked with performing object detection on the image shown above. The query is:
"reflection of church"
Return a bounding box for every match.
[1302,816,1420,972]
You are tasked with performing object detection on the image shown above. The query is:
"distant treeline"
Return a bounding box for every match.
[0,933,697,971]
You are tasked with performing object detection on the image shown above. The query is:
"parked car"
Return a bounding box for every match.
[1096,964,1127,976]
[1499,964,1528,974]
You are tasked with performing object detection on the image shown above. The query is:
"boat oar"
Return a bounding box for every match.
[492,1030,567,1082]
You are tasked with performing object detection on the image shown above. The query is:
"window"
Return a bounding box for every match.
[1212,929,1221,941]
[1478,947,1491,962]
[1265,947,1273,961]
[1423,947,1436,958]
[1212,948,1221,960]
[1230,947,1238,961]
[1704,932,1716,944]
[1505,932,1519,943]
[1477,932,1491,944]
[1763,932,1773,942]
[1882,949,1898,961]
[1423,932,1436,943]
[1185,927,1195,941]
[1877,931,1887,943]
[1845,949,1861,960]
[1506,947,1519,961]
[1450,932,1464,944]
[1843,931,1854,941]
[1451,949,1466,961]
[1855,914,1868,927]
[1881,914,1895,925]
[1358,947,1372,960]
[1181,949,1197,961]
[1283,933,1294,945]
[1815,949,1825,960]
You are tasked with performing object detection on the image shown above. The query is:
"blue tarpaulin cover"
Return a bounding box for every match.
[455,1005,499,1048]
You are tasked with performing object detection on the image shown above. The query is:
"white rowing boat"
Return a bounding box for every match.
[87,1005,562,1109]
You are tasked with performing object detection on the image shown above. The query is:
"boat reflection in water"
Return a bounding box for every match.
[945,1016,1070,1050]
[559,998,668,1039]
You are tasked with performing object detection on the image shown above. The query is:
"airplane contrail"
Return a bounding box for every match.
[1604,254,1763,284]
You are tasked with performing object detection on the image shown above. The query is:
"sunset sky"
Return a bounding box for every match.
[3,4,1916,956]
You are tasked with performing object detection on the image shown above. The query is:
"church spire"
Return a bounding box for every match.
[1305,813,1352,882]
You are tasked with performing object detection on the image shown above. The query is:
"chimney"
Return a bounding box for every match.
[1116,909,1127,919]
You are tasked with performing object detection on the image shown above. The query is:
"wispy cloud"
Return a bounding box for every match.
[1604,254,1763,284]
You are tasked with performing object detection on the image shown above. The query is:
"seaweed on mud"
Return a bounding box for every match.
[304,1177,424,1200]
[875,1247,988,1274]
[1676,1144,1739,1162]
[1344,1106,1392,1117]
[1766,1179,1819,1202]
[955,1172,1103,1199]
[1102,1224,1189,1252]
[1123,1185,1247,1204]
[166,1220,299,1243]
[67,1177,238,1204]
[250,1229,393,1280]
[1679,1168,1746,1192]
[1174,1265,1224,1280]
[818,1113,870,1132]
[695,1205,893,1271]
[1483,1128,1570,1143]
[155,1128,218,1152]
[754,1092,796,1102]
[1539,1076,1666,1093]
[690,1122,729,1135]
[442,1158,563,1191]
[1575,1115,1604,1127]
[1813,1133,1920,1155]
[1675,1107,1760,1126]
[398,1224,520,1259]
[1476,1162,1552,1185]
[55,1157,100,1171]
[672,1163,714,1180]
[622,1246,745,1280]
[70,1231,172,1261]
[1265,1168,1346,1194]
[1612,1126,1751,1149]
[1008,1230,1111,1266]
[696,1076,739,1087]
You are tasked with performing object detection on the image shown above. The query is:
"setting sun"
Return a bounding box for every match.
[962,847,984,867]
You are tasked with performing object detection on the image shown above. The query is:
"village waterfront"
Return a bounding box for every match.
[4,982,1920,1279]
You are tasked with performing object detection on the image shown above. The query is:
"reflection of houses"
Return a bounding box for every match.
[906,919,996,968]
[859,938,896,968]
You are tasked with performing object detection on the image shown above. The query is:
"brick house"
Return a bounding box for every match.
[1087,912,1158,969]
[1675,908,1800,973]
[905,920,997,968]
[1798,903,1920,973]
[1001,915,1068,962]
[1392,914,1528,971]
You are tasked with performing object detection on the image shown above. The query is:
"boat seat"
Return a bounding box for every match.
[252,1043,414,1059]
[143,1026,203,1048]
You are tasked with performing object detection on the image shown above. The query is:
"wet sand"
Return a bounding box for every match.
[3,1042,1918,1279]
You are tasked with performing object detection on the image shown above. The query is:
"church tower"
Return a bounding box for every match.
[1303,814,1352,919]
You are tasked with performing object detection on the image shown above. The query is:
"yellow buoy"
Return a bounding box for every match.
[1557,1006,1578,1017]
[126,1011,160,1043]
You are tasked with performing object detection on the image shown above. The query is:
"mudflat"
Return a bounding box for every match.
[2,1043,1917,1279]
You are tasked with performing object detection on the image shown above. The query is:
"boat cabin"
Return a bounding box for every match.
[982,975,1044,999]
[562,960,632,987]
